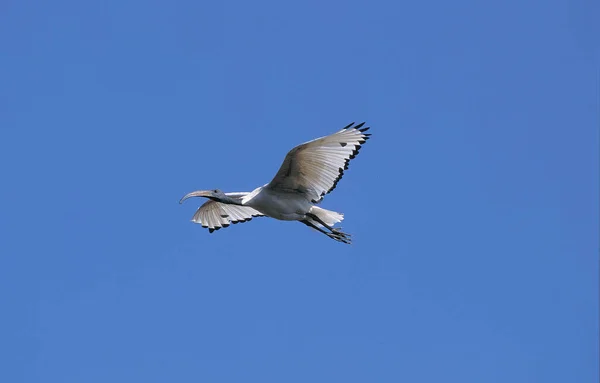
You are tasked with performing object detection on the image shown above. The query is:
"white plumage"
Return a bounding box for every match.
[180,122,371,243]
[191,197,264,229]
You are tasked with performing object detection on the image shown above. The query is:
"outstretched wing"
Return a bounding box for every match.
[191,200,264,233]
[266,122,371,203]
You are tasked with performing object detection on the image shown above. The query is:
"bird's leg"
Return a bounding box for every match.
[305,213,351,239]
[301,220,351,244]
[331,227,351,236]
[301,220,343,241]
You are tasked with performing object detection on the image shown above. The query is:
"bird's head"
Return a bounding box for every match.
[179,189,226,204]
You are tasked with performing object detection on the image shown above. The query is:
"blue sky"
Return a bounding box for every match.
[1,0,598,382]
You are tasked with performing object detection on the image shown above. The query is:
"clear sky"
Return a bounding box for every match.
[1,0,598,382]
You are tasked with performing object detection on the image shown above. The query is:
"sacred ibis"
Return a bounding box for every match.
[180,122,371,243]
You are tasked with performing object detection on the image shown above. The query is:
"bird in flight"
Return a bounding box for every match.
[180,122,371,244]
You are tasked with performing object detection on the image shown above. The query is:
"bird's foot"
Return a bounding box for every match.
[327,232,352,244]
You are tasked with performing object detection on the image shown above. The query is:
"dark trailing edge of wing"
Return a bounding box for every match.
[312,122,372,203]
[204,213,265,233]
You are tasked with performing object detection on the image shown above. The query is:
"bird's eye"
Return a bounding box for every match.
[214,189,220,193]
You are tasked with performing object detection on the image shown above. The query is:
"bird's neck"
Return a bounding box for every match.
[216,195,244,206]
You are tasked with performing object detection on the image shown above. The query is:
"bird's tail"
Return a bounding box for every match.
[309,206,344,227]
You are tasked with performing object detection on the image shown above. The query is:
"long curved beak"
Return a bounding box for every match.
[179,190,213,204]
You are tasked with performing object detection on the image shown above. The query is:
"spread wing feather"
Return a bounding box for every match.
[266,122,371,203]
[191,200,264,233]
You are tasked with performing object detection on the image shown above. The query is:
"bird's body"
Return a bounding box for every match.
[180,122,371,243]
[243,186,311,221]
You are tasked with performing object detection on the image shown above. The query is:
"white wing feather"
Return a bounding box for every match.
[192,200,264,233]
[266,122,371,203]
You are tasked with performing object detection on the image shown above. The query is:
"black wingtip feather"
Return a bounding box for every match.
[320,128,371,199]
[200,214,265,232]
